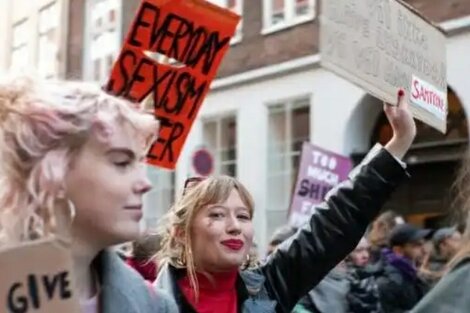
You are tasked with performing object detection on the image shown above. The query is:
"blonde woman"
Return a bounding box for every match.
[0,77,176,313]
[155,91,416,313]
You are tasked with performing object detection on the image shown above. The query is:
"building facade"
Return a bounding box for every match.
[0,0,70,78]
[178,0,470,251]
[74,0,470,250]
[1,0,470,251]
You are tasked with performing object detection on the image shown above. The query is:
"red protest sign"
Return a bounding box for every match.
[106,0,240,169]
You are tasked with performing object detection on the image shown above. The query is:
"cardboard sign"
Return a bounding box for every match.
[0,238,80,313]
[320,0,447,133]
[106,0,240,169]
[410,75,446,121]
[289,142,352,228]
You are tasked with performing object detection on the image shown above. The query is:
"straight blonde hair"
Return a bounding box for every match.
[157,176,254,297]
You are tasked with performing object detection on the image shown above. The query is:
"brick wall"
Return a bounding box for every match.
[69,0,470,80]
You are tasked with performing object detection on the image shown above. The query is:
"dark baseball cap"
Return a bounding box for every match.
[389,224,433,247]
[432,227,457,246]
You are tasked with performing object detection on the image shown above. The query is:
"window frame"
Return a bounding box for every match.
[265,97,310,235]
[85,0,122,82]
[10,19,29,72]
[37,1,59,79]
[208,0,243,44]
[262,0,316,35]
[202,113,238,177]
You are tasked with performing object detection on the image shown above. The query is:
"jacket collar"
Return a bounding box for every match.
[239,270,266,296]
[95,250,152,313]
[155,264,268,313]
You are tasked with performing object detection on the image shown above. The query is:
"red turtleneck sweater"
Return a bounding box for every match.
[178,271,238,313]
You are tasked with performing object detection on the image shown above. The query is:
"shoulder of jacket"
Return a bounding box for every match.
[152,288,179,313]
[379,265,404,286]
[411,259,470,313]
[451,256,470,271]
[240,269,267,296]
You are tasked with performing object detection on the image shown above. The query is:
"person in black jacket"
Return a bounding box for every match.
[154,91,416,313]
[377,224,432,313]
[347,238,383,313]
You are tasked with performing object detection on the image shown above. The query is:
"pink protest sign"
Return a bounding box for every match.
[289,142,353,227]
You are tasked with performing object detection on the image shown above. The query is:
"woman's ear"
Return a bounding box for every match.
[171,226,186,245]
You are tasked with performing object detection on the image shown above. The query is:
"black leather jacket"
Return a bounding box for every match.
[377,258,429,313]
[155,148,408,313]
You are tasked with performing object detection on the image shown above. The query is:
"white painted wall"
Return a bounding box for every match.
[447,32,470,118]
[0,0,68,77]
[178,31,470,251]
[0,1,11,72]
[179,66,366,252]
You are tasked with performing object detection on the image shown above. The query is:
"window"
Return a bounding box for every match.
[10,20,29,73]
[38,2,59,79]
[207,0,243,43]
[203,116,237,177]
[263,0,316,34]
[87,0,121,82]
[143,167,176,231]
[266,98,310,237]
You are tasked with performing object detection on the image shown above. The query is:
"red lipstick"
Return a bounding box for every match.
[221,239,244,251]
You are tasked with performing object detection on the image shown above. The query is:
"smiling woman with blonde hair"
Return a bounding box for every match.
[0,76,176,313]
[155,91,417,313]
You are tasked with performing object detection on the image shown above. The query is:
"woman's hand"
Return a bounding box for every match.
[384,89,417,160]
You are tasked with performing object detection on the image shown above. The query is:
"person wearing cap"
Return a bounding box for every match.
[430,227,462,272]
[376,224,432,313]
[419,227,462,287]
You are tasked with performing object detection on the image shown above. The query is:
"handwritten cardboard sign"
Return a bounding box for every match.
[320,0,447,133]
[106,0,240,169]
[289,142,352,227]
[0,238,80,313]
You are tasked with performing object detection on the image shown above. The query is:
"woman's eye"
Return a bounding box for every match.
[238,214,251,221]
[209,212,224,219]
[113,160,131,168]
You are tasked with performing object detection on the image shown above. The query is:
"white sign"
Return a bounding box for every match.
[320,0,448,133]
[410,75,447,121]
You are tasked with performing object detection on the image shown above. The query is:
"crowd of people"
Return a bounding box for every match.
[123,209,464,313]
[259,213,463,313]
[1,75,470,313]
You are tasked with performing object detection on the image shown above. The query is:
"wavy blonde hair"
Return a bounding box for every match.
[157,176,254,296]
[0,76,158,245]
[449,153,470,269]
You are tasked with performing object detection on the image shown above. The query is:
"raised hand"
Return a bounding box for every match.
[384,89,417,160]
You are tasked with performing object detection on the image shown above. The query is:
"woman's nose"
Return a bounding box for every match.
[227,215,242,234]
[134,177,152,194]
